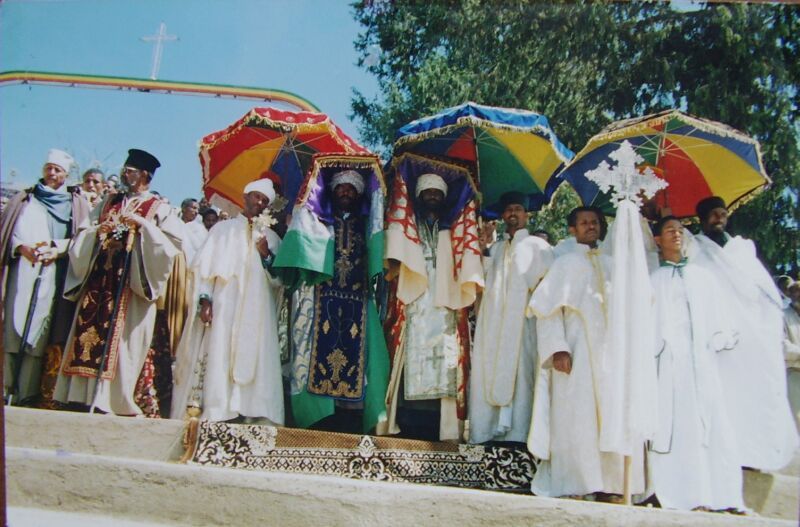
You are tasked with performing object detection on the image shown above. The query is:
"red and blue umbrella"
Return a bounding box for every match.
[557,109,770,218]
[394,102,574,216]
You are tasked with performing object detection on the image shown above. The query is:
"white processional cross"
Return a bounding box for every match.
[141,22,177,80]
[584,140,668,206]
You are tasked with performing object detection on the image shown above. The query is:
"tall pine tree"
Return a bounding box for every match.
[351,1,799,273]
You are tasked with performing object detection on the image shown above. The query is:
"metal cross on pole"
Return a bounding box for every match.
[140,22,177,80]
[585,140,666,506]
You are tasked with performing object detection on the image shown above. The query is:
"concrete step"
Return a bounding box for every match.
[4,407,798,525]
[8,507,185,527]
[6,446,794,527]
[5,407,185,461]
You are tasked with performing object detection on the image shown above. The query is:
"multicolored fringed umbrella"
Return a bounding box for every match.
[393,102,574,215]
[557,109,771,218]
[199,107,368,212]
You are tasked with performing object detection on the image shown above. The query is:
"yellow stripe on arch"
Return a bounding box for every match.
[205,136,286,203]
[0,70,319,112]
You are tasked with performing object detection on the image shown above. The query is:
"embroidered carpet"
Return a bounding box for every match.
[187,421,535,491]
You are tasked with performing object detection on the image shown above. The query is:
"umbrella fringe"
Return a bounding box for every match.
[389,152,481,201]
[596,110,762,146]
[296,154,386,207]
[394,117,571,164]
[200,108,361,154]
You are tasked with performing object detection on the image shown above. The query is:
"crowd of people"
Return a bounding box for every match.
[1,147,798,513]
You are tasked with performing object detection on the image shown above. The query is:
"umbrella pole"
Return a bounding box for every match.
[472,125,485,236]
[623,454,632,505]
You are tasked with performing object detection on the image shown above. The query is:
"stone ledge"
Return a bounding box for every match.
[744,470,799,521]
[5,406,185,461]
[6,447,794,527]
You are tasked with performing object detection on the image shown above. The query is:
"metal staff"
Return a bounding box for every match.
[89,227,136,414]
[7,256,46,406]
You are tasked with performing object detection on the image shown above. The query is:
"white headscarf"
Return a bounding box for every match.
[46,149,75,173]
[330,170,365,195]
[416,173,448,197]
[244,178,276,202]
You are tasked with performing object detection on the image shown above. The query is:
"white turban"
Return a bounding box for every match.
[46,149,75,172]
[330,170,365,195]
[416,173,448,197]
[244,178,276,202]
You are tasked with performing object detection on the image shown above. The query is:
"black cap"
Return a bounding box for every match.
[499,191,528,211]
[125,149,161,174]
[695,196,726,222]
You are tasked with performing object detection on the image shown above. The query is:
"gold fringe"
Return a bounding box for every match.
[390,152,482,202]
[200,108,363,162]
[297,153,387,207]
[569,109,771,190]
[599,110,759,146]
[393,116,572,164]
[179,415,200,464]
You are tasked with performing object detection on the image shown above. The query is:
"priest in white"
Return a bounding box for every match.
[649,216,744,511]
[469,192,553,444]
[526,206,644,498]
[171,179,284,424]
[689,196,798,471]
[179,198,208,265]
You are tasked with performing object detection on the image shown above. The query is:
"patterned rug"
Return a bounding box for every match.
[186,421,536,491]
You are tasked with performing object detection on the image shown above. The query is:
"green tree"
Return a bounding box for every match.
[351,1,799,273]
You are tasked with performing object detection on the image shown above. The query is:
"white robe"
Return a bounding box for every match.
[469,229,552,444]
[6,197,70,351]
[171,215,284,424]
[55,196,181,415]
[690,233,798,470]
[180,218,208,266]
[526,244,644,497]
[3,195,72,401]
[649,262,744,511]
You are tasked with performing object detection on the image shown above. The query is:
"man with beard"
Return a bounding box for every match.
[171,179,284,424]
[526,206,644,499]
[1,149,89,406]
[288,171,371,432]
[54,149,183,416]
[690,196,798,470]
[469,192,553,445]
[274,159,390,435]
[395,174,467,441]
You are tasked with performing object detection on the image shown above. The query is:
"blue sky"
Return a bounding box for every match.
[0,0,378,203]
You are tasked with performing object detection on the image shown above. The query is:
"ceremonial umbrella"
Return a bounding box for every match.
[393,102,574,216]
[557,109,771,218]
[199,107,368,212]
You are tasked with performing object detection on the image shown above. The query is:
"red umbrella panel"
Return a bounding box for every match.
[199,107,368,211]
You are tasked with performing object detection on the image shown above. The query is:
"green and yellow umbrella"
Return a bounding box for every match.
[393,102,574,216]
